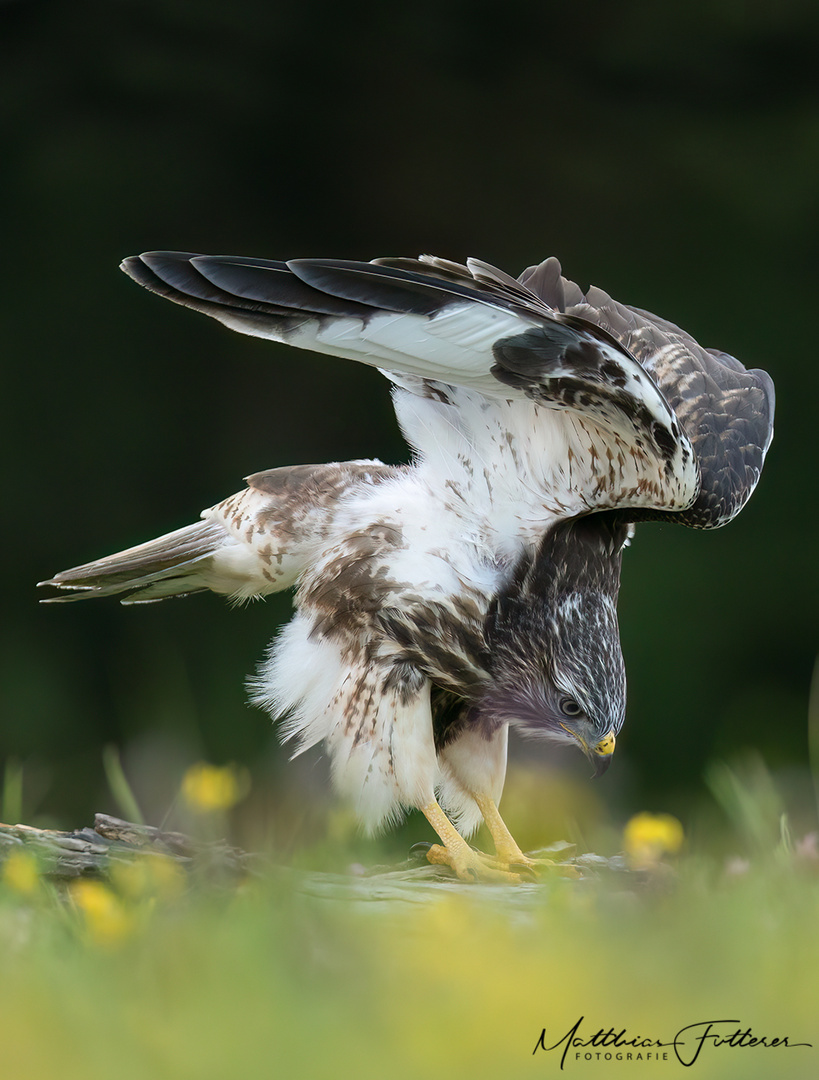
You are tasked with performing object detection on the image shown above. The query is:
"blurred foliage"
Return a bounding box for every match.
[2,758,819,1079]
[1,0,817,841]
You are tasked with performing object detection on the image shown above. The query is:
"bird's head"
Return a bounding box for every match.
[483,515,629,776]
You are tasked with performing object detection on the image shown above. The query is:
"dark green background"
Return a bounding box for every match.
[3,0,817,842]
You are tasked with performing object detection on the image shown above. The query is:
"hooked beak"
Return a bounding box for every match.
[561,725,616,777]
[590,729,616,777]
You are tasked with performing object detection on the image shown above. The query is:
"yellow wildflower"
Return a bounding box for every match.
[181,762,250,813]
[70,879,135,946]
[623,812,684,867]
[110,853,186,902]
[2,849,40,896]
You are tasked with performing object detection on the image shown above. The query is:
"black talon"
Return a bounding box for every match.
[410,842,434,858]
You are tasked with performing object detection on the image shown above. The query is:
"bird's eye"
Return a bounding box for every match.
[559,696,583,718]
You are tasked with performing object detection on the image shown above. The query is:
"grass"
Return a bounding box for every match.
[2,758,819,1079]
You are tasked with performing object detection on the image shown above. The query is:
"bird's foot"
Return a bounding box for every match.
[494,848,582,880]
[470,793,582,879]
[413,839,580,882]
[423,838,525,881]
[423,841,527,884]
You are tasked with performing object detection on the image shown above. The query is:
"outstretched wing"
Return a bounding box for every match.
[648,345,775,528]
[122,251,702,516]
[515,260,775,529]
[39,460,398,603]
[379,255,774,528]
[121,251,548,397]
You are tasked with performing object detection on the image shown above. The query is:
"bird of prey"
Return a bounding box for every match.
[40,252,774,881]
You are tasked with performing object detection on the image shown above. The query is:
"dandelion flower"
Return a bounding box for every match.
[70,880,135,946]
[623,812,684,867]
[2,849,39,896]
[181,762,249,813]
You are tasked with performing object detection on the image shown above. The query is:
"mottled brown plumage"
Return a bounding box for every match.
[39,252,775,880]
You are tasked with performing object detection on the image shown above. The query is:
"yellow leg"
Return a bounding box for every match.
[472,793,580,879]
[420,799,523,883]
[472,792,530,866]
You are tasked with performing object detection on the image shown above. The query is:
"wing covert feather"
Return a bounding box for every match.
[120,251,775,528]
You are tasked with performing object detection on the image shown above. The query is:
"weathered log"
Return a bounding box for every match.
[1,814,644,898]
[0,813,259,882]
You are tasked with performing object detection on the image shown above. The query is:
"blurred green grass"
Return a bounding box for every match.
[2,759,818,1080]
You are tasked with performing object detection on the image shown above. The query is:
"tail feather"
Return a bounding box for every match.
[39,460,396,607]
[38,520,228,603]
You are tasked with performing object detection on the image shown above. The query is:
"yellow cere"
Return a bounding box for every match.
[595,730,616,755]
[181,762,250,813]
[623,811,684,867]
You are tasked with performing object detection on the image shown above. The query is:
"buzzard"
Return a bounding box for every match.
[40,252,775,881]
